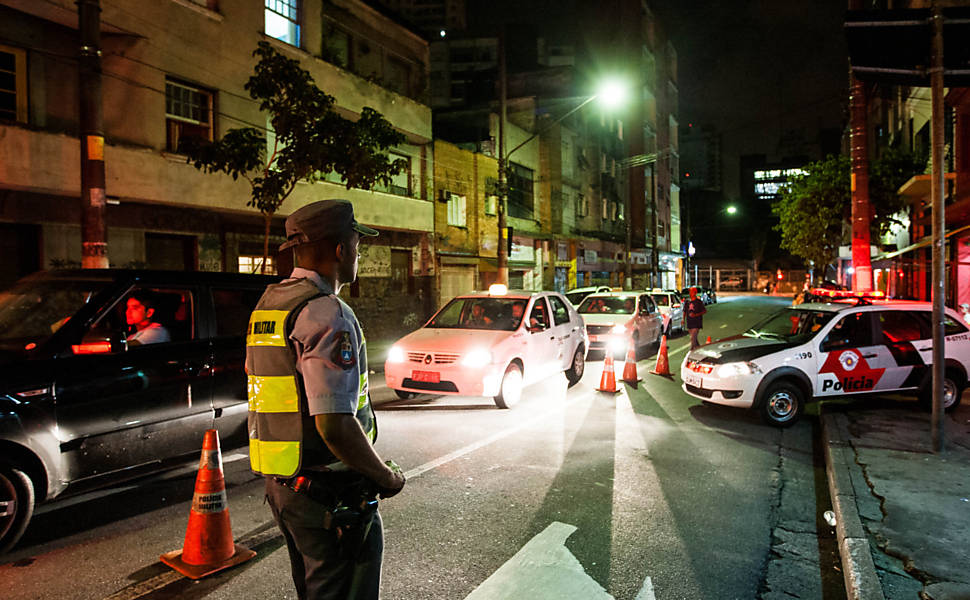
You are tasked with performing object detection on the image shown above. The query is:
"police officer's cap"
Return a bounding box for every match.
[279,199,378,251]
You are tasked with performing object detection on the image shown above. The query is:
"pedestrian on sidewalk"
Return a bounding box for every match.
[685,286,707,350]
[247,199,405,600]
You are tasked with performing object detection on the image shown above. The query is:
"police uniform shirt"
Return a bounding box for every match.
[287,267,367,416]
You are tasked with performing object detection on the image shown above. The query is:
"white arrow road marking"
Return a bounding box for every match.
[635,577,656,600]
[463,522,613,599]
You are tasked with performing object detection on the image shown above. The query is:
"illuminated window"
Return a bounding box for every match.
[265,0,301,47]
[238,255,275,274]
[507,163,534,219]
[165,79,213,153]
[0,44,28,123]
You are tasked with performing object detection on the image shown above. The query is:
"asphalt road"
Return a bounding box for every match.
[0,295,845,600]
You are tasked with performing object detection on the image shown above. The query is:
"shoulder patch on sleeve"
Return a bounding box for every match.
[333,330,356,369]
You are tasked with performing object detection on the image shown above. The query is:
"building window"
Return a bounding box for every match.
[165,79,213,153]
[0,44,28,123]
[507,162,534,219]
[265,0,301,47]
[385,55,411,97]
[447,193,466,227]
[323,26,352,69]
[390,249,411,293]
[601,197,609,220]
[577,193,588,217]
[387,152,411,196]
[238,255,275,274]
[484,195,498,216]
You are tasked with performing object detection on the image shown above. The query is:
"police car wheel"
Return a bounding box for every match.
[394,389,415,400]
[758,382,804,427]
[919,374,963,412]
[0,461,34,554]
[566,346,585,386]
[494,363,523,409]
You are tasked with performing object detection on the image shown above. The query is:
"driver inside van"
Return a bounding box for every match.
[126,291,171,345]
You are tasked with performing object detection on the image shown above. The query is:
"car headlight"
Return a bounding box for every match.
[716,362,762,378]
[611,324,626,335]
[461,348,493,367]
[387,346,406,363]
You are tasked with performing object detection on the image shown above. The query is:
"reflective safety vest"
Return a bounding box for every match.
[245,278,377,477]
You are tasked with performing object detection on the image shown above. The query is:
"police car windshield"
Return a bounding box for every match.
[577,295,636,315]
[427,297,527,331]
[744,308,836,344]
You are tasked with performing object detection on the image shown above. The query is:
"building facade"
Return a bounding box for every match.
[0,0,437,339]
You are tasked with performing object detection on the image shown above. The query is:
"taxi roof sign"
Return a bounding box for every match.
[488,283,508,296]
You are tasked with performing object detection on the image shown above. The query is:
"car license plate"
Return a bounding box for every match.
[412,370,440,383]
[684,372,702,388]
[589,334,599,342]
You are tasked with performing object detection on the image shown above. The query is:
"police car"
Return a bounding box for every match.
[681,292,970,427]
[384,285,588,409]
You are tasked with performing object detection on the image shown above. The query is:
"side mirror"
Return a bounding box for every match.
[672,303,681,309]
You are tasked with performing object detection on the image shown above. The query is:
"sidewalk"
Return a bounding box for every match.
[822,399,970,599]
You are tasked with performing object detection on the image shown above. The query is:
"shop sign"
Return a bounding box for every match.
[511,241,535,263]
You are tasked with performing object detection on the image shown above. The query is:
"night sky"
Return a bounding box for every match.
[469,0,850,197]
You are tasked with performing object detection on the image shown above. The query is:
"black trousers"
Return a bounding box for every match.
[266,477,384,600]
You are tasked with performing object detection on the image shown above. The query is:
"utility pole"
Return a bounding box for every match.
[848,0,871,292]
[930,5,945,453]
[496,30,509,286]
[78,0,108,268]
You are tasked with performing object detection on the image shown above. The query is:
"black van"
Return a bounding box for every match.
[0,269,279,552]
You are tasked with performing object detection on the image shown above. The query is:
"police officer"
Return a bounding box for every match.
[246,199,405,600]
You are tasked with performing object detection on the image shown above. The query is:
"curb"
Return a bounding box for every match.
[820,404,885,600]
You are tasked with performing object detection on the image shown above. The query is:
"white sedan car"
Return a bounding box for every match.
[648,289,685,333]
[384,286,589,408]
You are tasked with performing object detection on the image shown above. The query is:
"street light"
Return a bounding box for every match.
[495,66,628,286]
[726,205,738,215]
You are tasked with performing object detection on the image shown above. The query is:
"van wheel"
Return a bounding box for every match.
[566,346,585,386]
[394,389,415,400]
[919,373,963,412]
[758,382,804,427]
[0,462,35,554]
[494,363,523,409]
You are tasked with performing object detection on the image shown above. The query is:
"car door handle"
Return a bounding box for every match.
[916,347,931,351]
[862,353,877,359]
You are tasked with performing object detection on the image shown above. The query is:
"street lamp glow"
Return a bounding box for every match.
[726,205,738,215]
[596,78,628,110]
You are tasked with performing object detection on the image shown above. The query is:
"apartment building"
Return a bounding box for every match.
[0,0,437,338]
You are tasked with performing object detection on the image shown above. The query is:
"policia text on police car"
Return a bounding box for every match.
[246,199,406,600]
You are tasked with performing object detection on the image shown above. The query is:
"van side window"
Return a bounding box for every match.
[212,287,265,337]
[75,287,194,354]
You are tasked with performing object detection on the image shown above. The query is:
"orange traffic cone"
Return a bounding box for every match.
[161,429,255,579]
[651,335,672,377]
[622,337,641,385]
[598,351,618,393]
[705,335,712,345]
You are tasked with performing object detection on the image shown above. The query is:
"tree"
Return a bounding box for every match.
[184,42,406,272]
[772,150,924,273]
[772,155,849,273]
